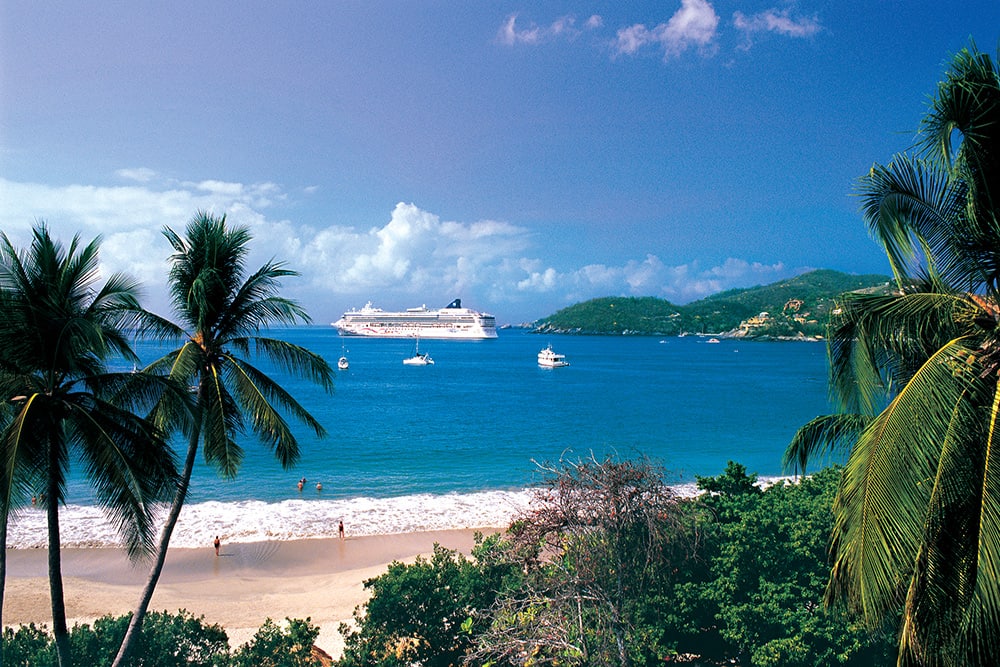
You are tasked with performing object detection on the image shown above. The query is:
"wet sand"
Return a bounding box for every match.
[4,528,495,657]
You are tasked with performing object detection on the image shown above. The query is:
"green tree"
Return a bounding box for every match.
[338,536,517,667]
[230,617,321,667]
[0,224,180,667]
[698,466,895,666]
[785,43,1000,666]
[113,212,334,666]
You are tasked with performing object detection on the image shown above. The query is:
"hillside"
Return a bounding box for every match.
[532,269,891,338]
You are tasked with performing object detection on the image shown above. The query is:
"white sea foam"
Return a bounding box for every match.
[7,490,536,549]
[7,476,796,549]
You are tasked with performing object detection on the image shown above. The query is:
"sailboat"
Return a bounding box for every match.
[337,340,349,370]
[403,337,434,365]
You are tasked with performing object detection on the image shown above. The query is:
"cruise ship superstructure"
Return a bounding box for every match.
[333,299,498,339]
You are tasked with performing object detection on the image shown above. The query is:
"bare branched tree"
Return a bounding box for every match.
[468,455,697,667]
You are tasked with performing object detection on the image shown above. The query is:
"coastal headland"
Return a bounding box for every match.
[4,528,495,658]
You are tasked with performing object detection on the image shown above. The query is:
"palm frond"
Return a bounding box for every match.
[64,395,178,559]
[894,371,1000,665]
[197,364,244,478]
[221,355,300,469]
[827,289,976,414]
[239,336,334,392]
[215,266,307,340]
[828,337,979,625]
[783,413,870,475]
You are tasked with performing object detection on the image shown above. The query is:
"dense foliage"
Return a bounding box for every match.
[1,611,321,667]
[337,535,520,667]
[534,269,889,336]
[336,459,897,666]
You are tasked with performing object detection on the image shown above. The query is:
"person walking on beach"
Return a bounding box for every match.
[338,520,345,540]
[213,535,220,556]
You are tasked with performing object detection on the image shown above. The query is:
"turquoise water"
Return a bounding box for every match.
[180,327,831,501]
[25,328,836,547]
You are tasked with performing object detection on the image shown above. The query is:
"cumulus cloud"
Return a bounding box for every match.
[732,7,821,48]
[613,0,719,59]
[0,176,805,322]
[497,13,602,46]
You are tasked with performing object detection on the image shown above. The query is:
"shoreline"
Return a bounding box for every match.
[5,528,497,657]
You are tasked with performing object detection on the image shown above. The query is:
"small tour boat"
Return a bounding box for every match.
[537,344,569,368]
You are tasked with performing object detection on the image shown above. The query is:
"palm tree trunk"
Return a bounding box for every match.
[111,426,200,667]
[0,511,8,667]
[46,466,70,667]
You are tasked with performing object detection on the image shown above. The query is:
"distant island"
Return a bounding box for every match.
[527,269,891,340]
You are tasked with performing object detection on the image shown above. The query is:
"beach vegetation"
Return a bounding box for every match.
[229,617,322,667]
[336,458,896,666]
[469,456,693,667]
[0,224,182,667]
[337,536,521,667]
[784,41,1000,666]
[113,212,335,666]
[666,463,896,666]
[2,611,321,666]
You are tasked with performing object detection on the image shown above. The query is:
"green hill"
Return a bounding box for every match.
[533,269,891,338]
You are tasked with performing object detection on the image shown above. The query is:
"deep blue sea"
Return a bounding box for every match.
[10,328,837,548]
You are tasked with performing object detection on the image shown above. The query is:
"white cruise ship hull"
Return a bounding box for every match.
[333,299,498,340]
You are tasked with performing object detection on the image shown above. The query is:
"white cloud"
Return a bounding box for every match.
[116,167,157,183]
[614,0,719,59]
[504,3,821,63]
[0,176,806,322]
[662,0,719,56]
[497,13,601,46]
[733,8,821,49]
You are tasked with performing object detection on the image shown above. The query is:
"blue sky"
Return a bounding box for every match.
[1,2,997,324]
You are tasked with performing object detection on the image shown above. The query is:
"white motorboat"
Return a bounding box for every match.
[337,356,349,370]
[537,344,569,368]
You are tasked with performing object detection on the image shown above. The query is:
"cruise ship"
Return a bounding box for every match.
[332,299,498,339]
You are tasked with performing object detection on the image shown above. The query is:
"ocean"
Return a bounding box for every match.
[8,328,836,549]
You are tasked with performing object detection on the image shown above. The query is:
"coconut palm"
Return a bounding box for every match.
[784,44,1000,665]
[0,224,180,667]
[113,211,334,666]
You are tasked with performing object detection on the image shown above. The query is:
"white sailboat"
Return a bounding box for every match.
[403,337,434,365]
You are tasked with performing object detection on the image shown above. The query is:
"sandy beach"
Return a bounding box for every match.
[4,528,495,658]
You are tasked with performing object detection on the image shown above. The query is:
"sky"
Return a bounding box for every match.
[1,2,998,325]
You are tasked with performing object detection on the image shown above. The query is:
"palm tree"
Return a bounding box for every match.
[0,224,180,667]
[113,211,334,666]
[784,44,1000,665]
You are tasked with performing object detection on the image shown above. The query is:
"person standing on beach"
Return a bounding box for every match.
[338,520,345,540]
[213,536,220,556]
